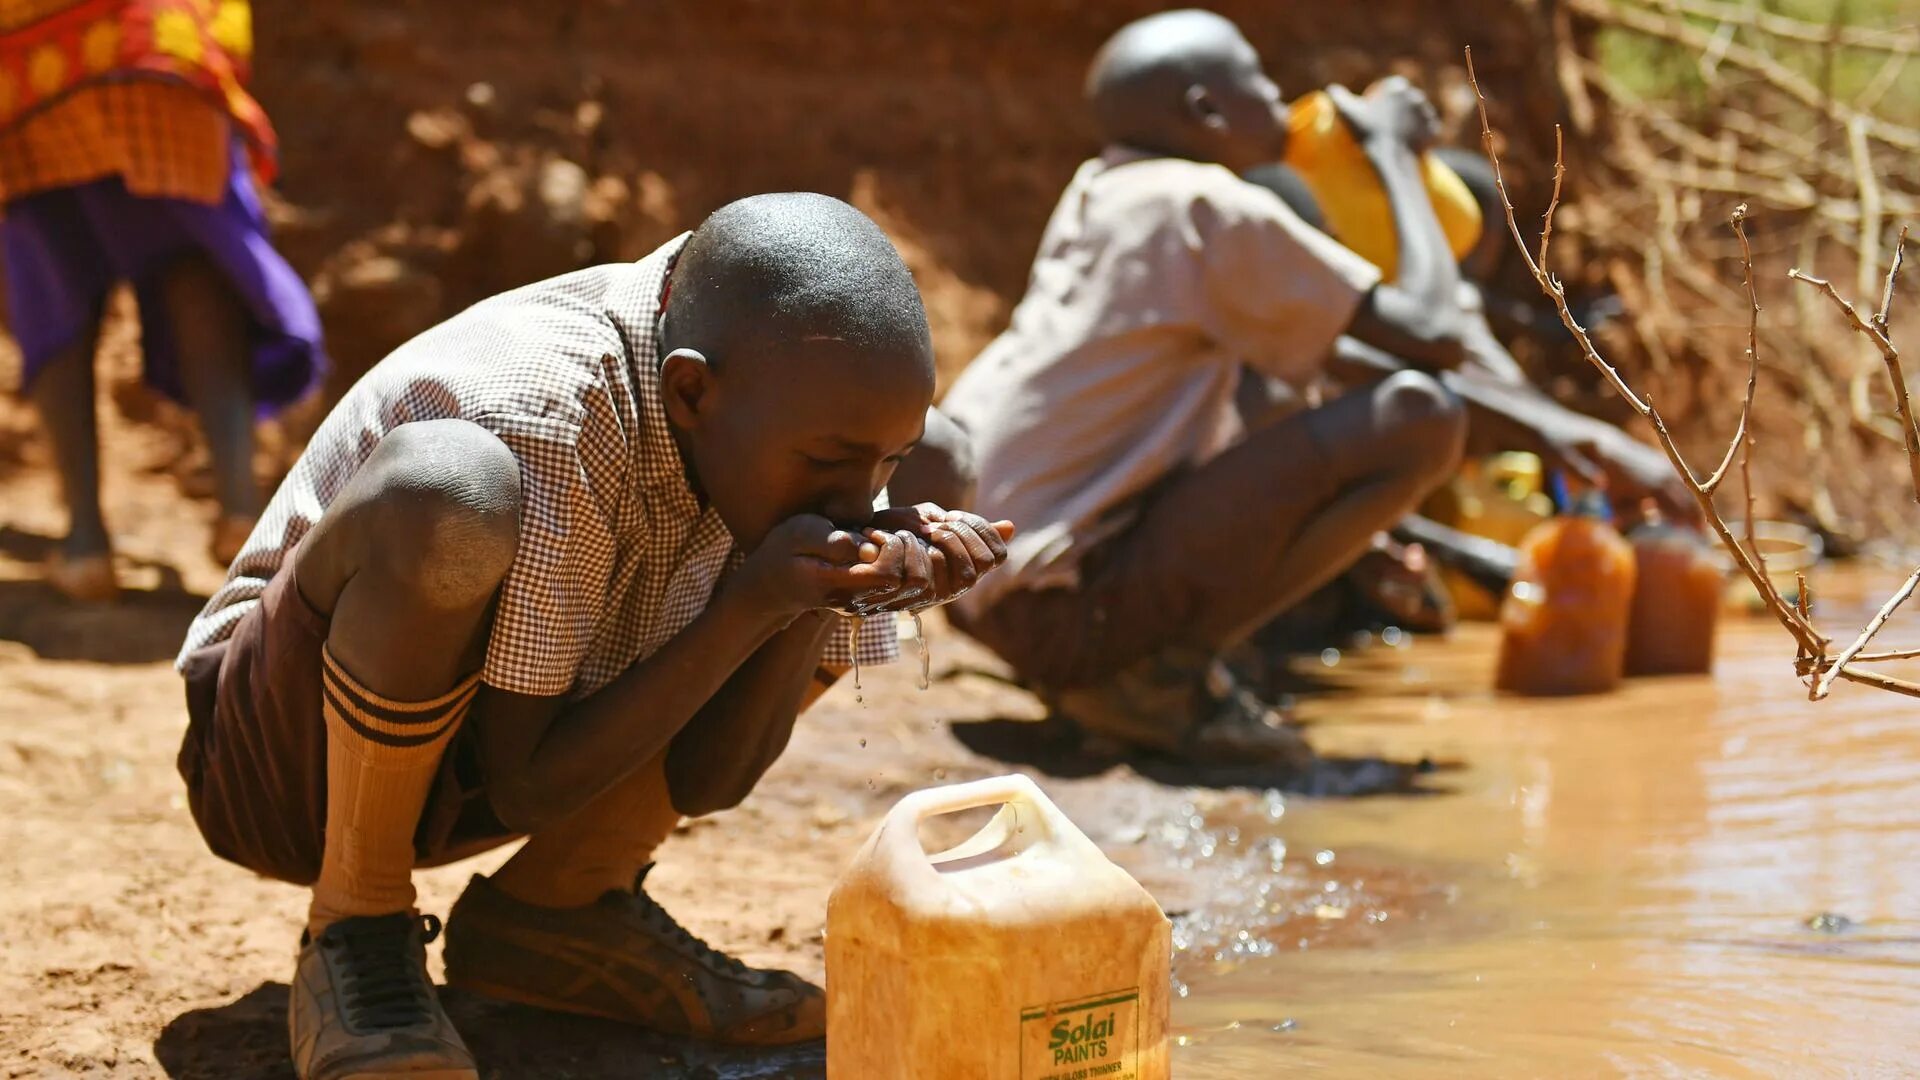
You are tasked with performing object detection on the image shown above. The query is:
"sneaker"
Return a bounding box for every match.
[1052,646,1313,769]
[289,913,478,1080]
[443,868,825,1045]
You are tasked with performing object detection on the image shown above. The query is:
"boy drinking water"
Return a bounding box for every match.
[942,9,1469,765]
[175,193,1011,1078]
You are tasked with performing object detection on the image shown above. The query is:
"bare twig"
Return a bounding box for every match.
[1800,645,1920,674]
[1814,568,1920,698]
[1467,50,1824,657]
[1733,207,1766,589]
[1640,0,1920,53]
[1571,0,1920,154]
[1788,261,1920,501]
[1469,47,1920,698]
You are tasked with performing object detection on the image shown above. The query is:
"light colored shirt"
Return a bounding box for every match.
[179,234,897,698]
[941,147,1382,612]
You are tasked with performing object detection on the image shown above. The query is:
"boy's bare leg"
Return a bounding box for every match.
[163,253,263,564]
[1004,372,1465,763]
[29,308,116,601]
[1149,370,1467,651]
[285,418,522,1080]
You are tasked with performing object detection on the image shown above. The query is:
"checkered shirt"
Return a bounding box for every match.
[177,233,898,699]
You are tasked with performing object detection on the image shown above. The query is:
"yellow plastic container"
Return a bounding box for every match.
[1283,86,1484,281]
[1426,454,1554,620]
[826,774,1171,1080]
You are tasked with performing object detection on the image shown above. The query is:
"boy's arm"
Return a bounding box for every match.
[473,572,812,834]
[1329,336,1695,521]
[473,515,902,833]
[662,611,837,817]
[1332,80,1467,370]
[474,513,1010,832]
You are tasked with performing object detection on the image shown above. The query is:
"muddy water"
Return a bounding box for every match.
[1168,579,1920,1076]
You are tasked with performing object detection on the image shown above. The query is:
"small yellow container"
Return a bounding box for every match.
[1283,86,1484,281]
[826,774,1171,1080]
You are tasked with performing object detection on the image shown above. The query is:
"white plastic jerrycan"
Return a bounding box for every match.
[826,773,1171,1079]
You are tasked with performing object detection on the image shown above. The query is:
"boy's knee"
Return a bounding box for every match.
[361,420,524,606]
[1378,371,1466,481]
[890,407,978,510]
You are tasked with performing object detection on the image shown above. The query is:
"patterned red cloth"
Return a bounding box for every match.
[0,0,277,202]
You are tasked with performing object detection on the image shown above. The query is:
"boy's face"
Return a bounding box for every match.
[1198,36,1292,171]
[661,340,933,551]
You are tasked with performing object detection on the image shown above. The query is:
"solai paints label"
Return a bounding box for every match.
[1019,987,1140,1080]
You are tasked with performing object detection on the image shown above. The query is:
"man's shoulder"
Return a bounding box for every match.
[1090,152,1246,207]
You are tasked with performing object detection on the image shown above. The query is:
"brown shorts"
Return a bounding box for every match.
[953,411,1339,692]
[177,559,511,886]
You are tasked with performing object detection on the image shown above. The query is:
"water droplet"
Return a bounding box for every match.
[934,768,948,781]
[1319,647,1341,667]
[1314,849,1336,866]
[1272,1018,1299,1033]
[912,611,932,690]
[1382,626,1406,648]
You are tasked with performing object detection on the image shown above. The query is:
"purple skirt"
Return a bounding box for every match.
[2,140,324,414]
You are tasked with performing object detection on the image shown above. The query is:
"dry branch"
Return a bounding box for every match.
[1788,233,1920,503]
[1643,0,1920,53]
[1569,0,1920,154]
[1465,47,1920,700]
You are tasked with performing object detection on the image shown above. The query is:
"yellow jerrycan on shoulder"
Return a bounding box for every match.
[1283,85,1483,282]
[826,774,1171,1079]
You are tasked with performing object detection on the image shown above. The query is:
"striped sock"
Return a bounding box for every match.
[309,644,479,935]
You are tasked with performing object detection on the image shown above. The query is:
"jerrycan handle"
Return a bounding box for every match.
[877,773,1092,876]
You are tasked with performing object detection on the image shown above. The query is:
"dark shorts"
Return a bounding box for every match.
[177,560,511,886]
[953,411,1339,692]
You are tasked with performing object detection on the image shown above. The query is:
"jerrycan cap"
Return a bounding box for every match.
[1568,488,1614,522]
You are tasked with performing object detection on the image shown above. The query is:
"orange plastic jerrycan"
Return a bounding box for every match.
[826,774,1171,1080]
[1495,491,1637,696]
[1624,511,1724,675]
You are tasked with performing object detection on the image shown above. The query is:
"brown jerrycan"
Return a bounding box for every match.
[826,774,1171,1079]
[1495,490,1637,696]
[1624,509,1724,676]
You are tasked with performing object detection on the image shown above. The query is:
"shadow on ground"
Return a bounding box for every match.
[154,983,826,1079]
[947,715,1453,796]
[0,527,207,663]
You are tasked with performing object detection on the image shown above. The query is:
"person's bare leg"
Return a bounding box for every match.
[29,307,116,600]
[161,252,260,563]
[284,418,520,1080]
[295,418,521,700]
[1220,371,1464,645]
[1124,370,1468,656]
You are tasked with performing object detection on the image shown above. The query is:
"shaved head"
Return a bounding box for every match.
[663,192,934,383]
[1085,9,1288,170]
[656,193,938,547]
